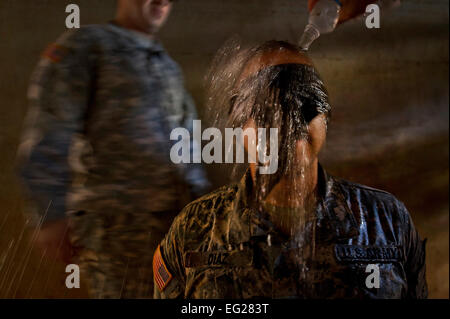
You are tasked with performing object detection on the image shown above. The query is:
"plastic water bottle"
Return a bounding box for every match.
[299,0,342,51]
[299,0,401,51]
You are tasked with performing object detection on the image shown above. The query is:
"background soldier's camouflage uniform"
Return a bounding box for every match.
[155,166,427,299]
[18,23,209,298]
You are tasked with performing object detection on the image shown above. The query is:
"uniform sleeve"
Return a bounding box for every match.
[153,212,186,299]
[401,202,428,299]
[16,29,95,225]
[181,91,211,198]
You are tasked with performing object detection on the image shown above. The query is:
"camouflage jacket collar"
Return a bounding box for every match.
[229,164,360,245]
[106,21,165,52]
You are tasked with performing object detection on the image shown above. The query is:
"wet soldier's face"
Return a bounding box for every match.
[292,113,327,169]
[117,0,173,34]
[243,114,327,173]
[240,49,328,174]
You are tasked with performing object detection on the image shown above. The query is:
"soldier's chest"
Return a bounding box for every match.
[95,49,185,116]
[184,240,407,299]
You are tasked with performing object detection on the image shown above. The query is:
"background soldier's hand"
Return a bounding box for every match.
[33,218,73,264]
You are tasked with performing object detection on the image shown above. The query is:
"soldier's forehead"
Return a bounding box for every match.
[238,49,314,85]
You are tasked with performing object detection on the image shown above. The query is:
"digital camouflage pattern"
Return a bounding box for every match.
[155,166,427,299]
[18,23,209,298]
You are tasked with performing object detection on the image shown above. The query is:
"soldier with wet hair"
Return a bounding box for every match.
[153,40,427,299]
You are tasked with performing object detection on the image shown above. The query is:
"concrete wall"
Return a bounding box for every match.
[0,0,448,298]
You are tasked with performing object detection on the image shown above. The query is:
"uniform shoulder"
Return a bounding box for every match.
[339,178,392,196]
[173,184,239,230]
[184,184,238,215]
[189,183,238,205]
[336,177,409,217]
[52,24,112,50]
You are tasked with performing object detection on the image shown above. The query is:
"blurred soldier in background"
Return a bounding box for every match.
[154,41,427,299]
[17,0,209,298]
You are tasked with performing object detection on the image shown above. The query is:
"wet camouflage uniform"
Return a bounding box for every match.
[19,22,209,298]
[155,166,427,299]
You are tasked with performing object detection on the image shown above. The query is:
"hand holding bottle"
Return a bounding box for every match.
[299,0,401,51]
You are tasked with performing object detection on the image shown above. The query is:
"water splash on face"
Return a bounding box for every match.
[206,39,330,204]
[206,39,331,297]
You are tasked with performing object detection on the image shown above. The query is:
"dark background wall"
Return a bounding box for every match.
[0,0,448,298]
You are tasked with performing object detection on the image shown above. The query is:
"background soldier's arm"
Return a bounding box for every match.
[180,90,211,198]
[17,29,95,225]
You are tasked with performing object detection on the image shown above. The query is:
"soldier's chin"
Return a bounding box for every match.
[141,15,164,33]
[149,12,167,27]
[146,20,163,33]
[285,159,313,177]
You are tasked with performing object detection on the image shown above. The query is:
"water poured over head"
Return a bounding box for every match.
[206,40,331,209]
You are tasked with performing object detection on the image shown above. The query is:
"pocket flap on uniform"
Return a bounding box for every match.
[184,249,253,268]
[335,244,403,263]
